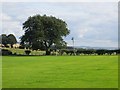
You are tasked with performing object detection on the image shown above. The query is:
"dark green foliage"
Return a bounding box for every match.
[95,49,106,55]
[59,48,119,56]
[7,34,17,47]
[76,49,95,55]
[58,49,75,55]
[19,45,25,49]
[1,34,8,46]
[25,50,31,55]
[1,49,12,56]
[0,34,17,47]
[21,14,70,55]
[116,49,120,54]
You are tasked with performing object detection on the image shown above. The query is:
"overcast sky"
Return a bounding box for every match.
[1,2,118,47]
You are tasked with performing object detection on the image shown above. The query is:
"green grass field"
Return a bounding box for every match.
[2,56,118,88]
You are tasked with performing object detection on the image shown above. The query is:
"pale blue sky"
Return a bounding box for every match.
[1,2,118,47]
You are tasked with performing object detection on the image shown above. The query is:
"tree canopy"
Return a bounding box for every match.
[7,34,17,46]
[21,14,70,55]
[0,34,17,47]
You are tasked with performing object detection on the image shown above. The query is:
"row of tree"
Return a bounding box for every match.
[59,49,120,55]
[0,34,17,47]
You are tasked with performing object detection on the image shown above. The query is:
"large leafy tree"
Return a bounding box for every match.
[21,14,70,55]
[7,34,17,47]
[1,34,8,46]
[0,34,17,47]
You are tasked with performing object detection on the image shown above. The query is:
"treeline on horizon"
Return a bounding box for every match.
[1,47,120,56]
[0,33,120,56]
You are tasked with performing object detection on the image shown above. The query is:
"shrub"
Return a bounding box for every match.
[19,46,25,49]
[25,50,31,55]
[1,49,12,56]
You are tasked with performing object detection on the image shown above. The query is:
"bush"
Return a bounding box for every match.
[25,50,31,55]
[19,46,25,49]
[1,49,12,56]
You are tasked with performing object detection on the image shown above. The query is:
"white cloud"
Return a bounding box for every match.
[1,0,119,2]
[2,13,12,21]
[2,13,24,41]
[1,2,118,47]
[77,28,89,38]
[66,38,118,47]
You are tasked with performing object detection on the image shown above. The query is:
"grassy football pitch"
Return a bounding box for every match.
[2,56,118,88]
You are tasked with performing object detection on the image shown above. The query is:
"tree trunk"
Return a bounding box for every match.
[11,44,13,48]
[46,49,51,55]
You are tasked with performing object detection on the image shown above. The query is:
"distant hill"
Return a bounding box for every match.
[71,46,118,50]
